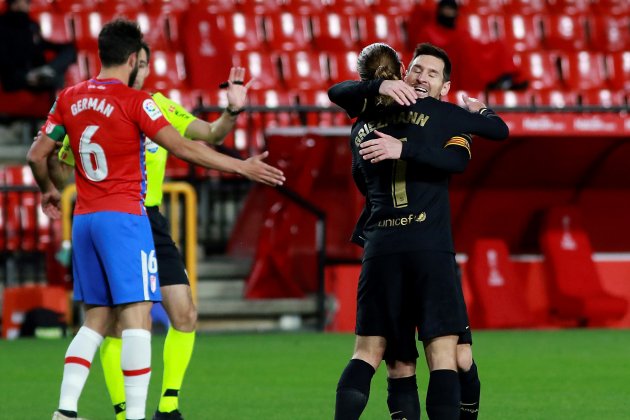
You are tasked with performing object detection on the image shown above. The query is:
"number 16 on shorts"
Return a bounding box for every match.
[141,249,160,301]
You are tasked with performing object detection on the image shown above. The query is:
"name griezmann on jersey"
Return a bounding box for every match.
[354,110,431,145]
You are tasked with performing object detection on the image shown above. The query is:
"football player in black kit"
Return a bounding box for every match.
[328,43,509,420]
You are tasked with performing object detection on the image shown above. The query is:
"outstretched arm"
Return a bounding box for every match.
[447,94,509,141]
[152,125,285,187]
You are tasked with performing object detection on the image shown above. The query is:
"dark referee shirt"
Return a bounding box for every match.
[329,80,509,260]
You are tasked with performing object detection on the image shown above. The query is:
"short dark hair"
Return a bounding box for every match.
[98,18,143,67]
[411,43,452,82]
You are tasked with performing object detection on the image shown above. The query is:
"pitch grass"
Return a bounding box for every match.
[1,329,629,419]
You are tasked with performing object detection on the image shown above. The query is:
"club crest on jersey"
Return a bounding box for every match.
[145,138,159,154]
[150,274,157,293]
[143,99,163,121]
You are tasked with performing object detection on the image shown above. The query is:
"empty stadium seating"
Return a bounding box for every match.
[540,206,628,325]
[467,238,535,328]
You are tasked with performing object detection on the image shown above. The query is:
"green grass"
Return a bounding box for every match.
[1,329,629,419]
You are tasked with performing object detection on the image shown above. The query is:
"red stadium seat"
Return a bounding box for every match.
[136,11,177,51]
[587,15,630,53]
[280,50,329,90]
[513,52,561,90]
[463,13,499,44]
[247,89,299,128]
[282,0,325,14]
[486,90,534,108]
[264,11,312,52]
[467,238,535,328]
[503,0,546,14]
[54,0,97,12]
[325,0,369,14]
[368,0,417,15]
[97,0,145,13]
[542,14,588,51]
[162,88,203,111]
[558,51,607,91]
[296,89,348,127]
[459,0,505,14]
[533,89,579,107]
[579,89,626,108]
[143,51,187,90]
[590,0,629,15]
[232,51,282,91]
[33,11,74,43]
[28,0,53,12]
[327,50,359,84]
[496,14,544,52]
[210,12,266,52]
[606,52,630,91]
[540,206,628,325]
[311,12,358,52]
[357,14,406,52]
[546,0,592,14]
[72,11,103,50]
[543,15,588,51]
[234,0,281,13]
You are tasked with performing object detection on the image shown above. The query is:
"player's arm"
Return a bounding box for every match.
[26,132,62,219]
[360,130,471,173]
[152,125,285,186]
[448,94,510,141]
[328,80,418,118]
[47,135,74,190]
[184,67,252,145]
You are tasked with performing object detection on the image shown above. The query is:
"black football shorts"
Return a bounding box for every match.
[147,206,189,287]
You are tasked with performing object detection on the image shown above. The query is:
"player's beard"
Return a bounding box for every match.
[128,60,139,88]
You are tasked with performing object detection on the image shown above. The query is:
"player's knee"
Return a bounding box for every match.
[170,303,197,332]
[457,344,473,372]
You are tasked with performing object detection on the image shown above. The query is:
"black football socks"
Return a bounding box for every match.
[426,369,460,420]
[459,361,480,420]
[387,375,420,420]
[335,359,376,420]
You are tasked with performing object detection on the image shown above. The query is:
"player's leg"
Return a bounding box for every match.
[413,251,469,420]
[55,214,110,419]
[100,313,126,420]
[457,341,480,420]
[156,284,196,419]
[55,305,110,419]
[95,211,161,420]
[424,335,460,420]
[335,335,385,420]
[336,254,401,420]
[147,206,197,419]
[386,360,420,420]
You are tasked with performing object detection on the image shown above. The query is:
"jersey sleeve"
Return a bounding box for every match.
[328,80,384,119]
[400,134,471,173]
[41,94,67,142]
[446,104,510,141]
[152,92,197,138]
[129,91,172,139]
[58,135,75,167]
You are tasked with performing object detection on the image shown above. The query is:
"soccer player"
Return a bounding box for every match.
[27,18,284,420]
[331,43,490,420]
[51,41,267,420]
[328,43,509,420]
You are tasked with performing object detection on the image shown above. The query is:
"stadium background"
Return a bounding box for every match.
[0,1,629,412]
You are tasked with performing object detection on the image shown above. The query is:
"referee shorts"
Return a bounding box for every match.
[355,250,469,362]
[146,206,189,287]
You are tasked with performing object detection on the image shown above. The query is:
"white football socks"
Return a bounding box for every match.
[121,329,152,420]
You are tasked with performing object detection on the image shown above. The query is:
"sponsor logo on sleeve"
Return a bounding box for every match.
[143,99,163,121]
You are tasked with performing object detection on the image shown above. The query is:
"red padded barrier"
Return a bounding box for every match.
[540,206,628,325]
[467,239,535,328]
[2,285,68,339]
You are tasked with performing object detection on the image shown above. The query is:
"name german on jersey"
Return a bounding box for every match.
[71,97,114,117]
[354,110,430,145]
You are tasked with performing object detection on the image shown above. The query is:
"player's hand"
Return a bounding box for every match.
[242,151,286,186]
[359,130,403,163]
[41,189,62,219]
[226,67,253,111]
[379,80,419,106]
[461,93,487,113]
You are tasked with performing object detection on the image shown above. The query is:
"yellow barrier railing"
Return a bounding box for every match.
[60,182,198,303]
